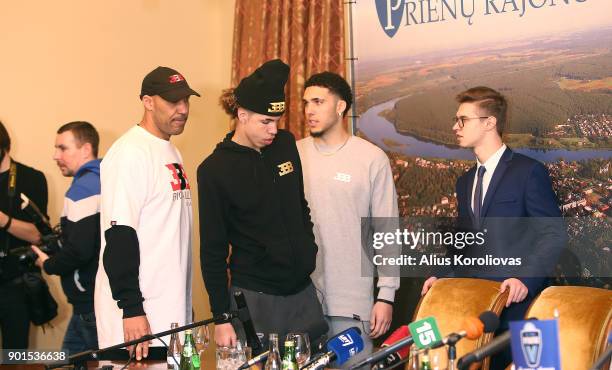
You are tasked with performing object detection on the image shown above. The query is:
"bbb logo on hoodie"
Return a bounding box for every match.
[277,161,294,176]
[166,163,192,202]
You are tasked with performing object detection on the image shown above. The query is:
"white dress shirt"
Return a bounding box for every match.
[471,144,507,212]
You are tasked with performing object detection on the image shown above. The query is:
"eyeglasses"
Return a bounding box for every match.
[453,116,490,128]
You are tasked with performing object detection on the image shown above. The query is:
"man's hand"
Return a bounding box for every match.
[31,245,49,269]
[370,301,393,339]
[214,322,237,347]
[421,276,438,296]
[0,211,8,227]
[123,315,152,361]
[500,278,528,307]
[1,211,41,244]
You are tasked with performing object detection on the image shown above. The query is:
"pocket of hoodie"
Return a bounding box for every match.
[295,237,317,276]
[260,241,294,272]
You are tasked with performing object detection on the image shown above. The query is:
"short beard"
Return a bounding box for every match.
[309,127,328,138]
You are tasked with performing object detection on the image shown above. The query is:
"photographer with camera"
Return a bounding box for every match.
[0,121,48,349]
[31,121,101,353]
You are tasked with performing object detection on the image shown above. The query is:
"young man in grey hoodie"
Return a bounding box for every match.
[297,72,400,362]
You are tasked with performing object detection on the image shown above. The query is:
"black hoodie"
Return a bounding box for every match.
[197,129,317,316]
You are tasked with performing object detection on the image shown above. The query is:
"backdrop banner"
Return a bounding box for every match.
[349,0,612,321]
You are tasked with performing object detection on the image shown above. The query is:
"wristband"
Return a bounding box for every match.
[376,298,394,306]
[2,216,12,231]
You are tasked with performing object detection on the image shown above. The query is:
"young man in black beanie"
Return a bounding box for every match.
[198,59,327,347]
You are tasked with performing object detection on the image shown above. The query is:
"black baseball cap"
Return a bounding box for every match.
[234,59,289,116]
[140,66,201,102]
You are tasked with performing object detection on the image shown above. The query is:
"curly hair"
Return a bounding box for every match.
[219,88,239,118]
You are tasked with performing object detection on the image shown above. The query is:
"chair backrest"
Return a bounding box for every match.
[409,278,508,370]
[525,286,612,370]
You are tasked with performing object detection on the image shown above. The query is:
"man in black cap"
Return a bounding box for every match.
[95,67,199,360]
[198,59,327,347]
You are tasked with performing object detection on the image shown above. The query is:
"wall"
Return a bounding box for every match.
[0,1,236,363]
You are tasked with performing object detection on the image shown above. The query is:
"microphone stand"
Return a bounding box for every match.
[445,333,462,370]
[46,312,236,370]
[589,344,612,370]
[375,356,411,370]
[348,336,414,370]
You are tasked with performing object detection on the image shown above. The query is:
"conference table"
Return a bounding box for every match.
[2,360,168,369]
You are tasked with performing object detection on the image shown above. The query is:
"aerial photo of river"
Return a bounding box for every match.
[357,98,612,163]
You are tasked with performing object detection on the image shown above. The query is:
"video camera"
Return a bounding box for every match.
[8,194,63,266]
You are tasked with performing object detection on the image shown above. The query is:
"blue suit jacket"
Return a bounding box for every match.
[455,147,565,328]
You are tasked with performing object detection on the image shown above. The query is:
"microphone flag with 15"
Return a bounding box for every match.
[408,317,443,350]
[412,311,499,351]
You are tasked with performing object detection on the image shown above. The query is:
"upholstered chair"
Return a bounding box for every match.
[522,286,612,370]
[409,278,509,370]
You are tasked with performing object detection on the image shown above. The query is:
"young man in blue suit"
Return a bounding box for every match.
[422,86,565,369]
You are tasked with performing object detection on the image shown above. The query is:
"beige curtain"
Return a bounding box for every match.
[231,0,345,139]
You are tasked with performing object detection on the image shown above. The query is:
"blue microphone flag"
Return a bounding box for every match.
[510,319,561,370]
[327,327,365,365]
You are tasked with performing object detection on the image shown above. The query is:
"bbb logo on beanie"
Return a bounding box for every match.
[235,59,290,117]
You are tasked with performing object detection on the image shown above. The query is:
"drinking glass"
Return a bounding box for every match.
[285,332,310,367]
[216,346,248,370]
[194,325,210,355]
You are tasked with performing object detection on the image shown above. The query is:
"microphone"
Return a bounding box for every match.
[234,291,264,356]
[426,311,499,350]
[237,350,270,370]
[348,326,413,370]
[301,327,364,370]
[46,313,237,369]
[457,331,510,370]
[589,331,612,370]
[457,317,537,370]
[371,326,412,370]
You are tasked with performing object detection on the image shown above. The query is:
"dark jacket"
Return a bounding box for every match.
[198,130,317,316]
[0,161,48,283]
[455,148,565,329]
[44,159,101,314]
